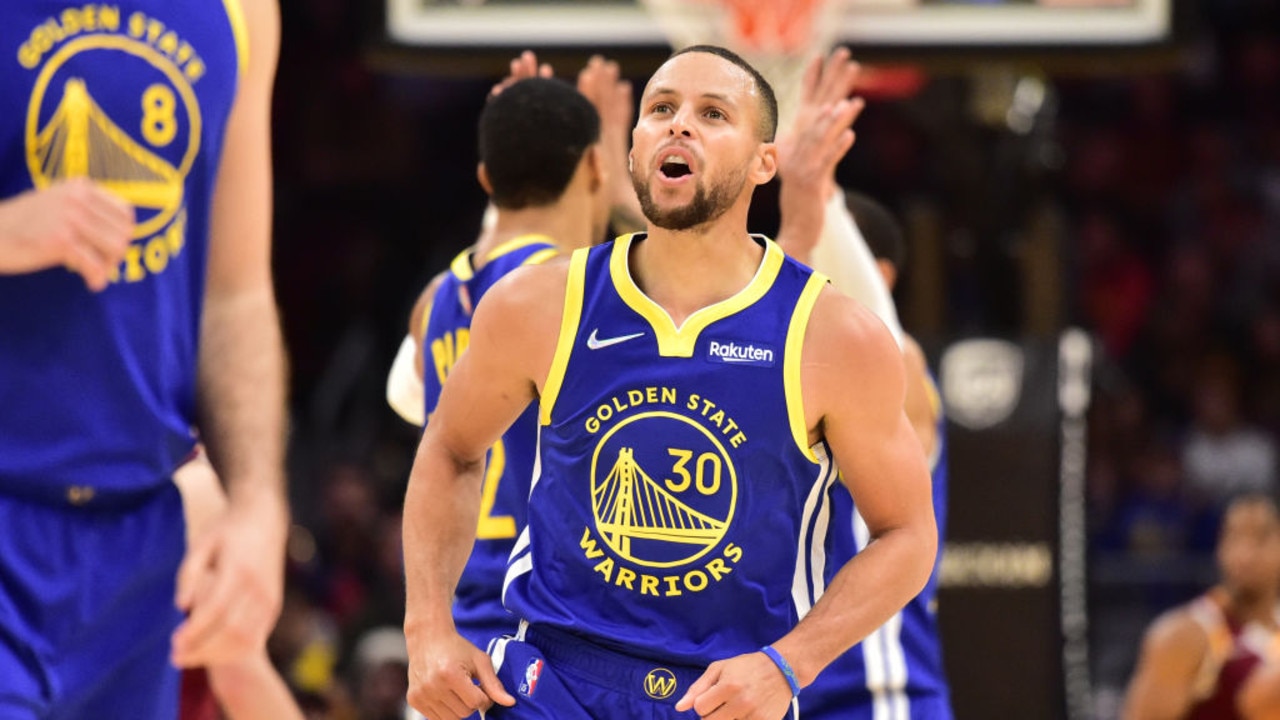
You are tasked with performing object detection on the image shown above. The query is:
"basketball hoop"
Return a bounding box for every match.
[639,0,845,129]
[719,0,827,55]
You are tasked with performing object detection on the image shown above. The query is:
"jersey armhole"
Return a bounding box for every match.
[539,248,588,425]
[783,273,830,463]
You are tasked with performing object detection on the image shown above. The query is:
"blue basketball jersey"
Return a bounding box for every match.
[503,233,838,667]
[422,234,559,648]
[801,373,952,720]
[0,1,246,494]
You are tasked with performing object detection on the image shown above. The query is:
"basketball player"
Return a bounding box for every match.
[402,45,936,720]
[419,74,613,652]
[0,1,288,717]
[797,193,953,719]
[1123,495,1280,720]
[388,52,638,428]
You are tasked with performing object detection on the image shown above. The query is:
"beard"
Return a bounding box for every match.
[632,165,746,231]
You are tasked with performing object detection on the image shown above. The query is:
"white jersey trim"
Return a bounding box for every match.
[792,442,837,619]
[854,508,911,720]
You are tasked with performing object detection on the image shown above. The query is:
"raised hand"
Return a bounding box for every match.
[577,55,644,231]
[490,49,554,98]
[775,48,865,261]
[0,178,135,291]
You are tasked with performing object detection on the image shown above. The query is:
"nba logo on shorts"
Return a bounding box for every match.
[519,658,543,697]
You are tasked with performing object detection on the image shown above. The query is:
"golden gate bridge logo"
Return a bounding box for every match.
[25,35,204,241]
[595,447,728,560]
[32,79,182,218]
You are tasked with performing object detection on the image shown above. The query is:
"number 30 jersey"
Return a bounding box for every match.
[504,233,839,665]
[423,235,559,648]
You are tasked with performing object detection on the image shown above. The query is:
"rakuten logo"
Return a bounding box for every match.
[707,340,776,366]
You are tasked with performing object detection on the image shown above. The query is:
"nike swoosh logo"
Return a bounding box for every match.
[587,329,645,350]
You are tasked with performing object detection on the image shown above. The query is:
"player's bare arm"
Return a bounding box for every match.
[678,287,936,720]
[173,0,289,669]
[1239,661,1280,720]
[902,335,939,458]
[1122,609,1210,720]
[403,261,567,720]
[0,177,135,291]
[774,49,862,264]
[175,451,305,720]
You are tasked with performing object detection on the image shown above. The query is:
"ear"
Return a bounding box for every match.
[476,163,493,196]
[582,144,605,194]
[749,142,778,187]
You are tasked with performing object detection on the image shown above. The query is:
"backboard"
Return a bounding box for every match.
[385,0,1173,51]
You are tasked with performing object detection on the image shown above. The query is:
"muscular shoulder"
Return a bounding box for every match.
[467,256,571,388]
[475,256,570,326]
[1141,606,1211,663]
[801,285,905,424]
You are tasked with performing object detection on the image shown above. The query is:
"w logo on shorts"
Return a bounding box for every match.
[644,668,677,700]
[518,658,543,697]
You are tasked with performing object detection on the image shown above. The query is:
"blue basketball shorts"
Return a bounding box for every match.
[481,624,799,720]
[0,483,187,720]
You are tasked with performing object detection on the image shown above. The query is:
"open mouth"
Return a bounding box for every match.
[659,156,693,180]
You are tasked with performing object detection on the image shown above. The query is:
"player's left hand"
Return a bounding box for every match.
[774,48,865,262]
[577,55,643,223]
[675,651,795,719]
[171,489,288,667]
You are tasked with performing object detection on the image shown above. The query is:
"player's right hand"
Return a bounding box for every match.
[776,47,865,198]
[0,178,134,292]
[406,629,515,720]
[490,50,554,98]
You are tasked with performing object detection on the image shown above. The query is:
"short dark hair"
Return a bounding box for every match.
[478,78,601,209]
[669,44,778,142]
[845,190,906,271]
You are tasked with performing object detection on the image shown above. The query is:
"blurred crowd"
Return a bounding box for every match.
[256,0,1279,716]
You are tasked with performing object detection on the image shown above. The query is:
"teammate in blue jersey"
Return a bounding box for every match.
[402,45,937,720]
[770,55,952,717]
[800,192,953,720]
[419,73,616,651]
[0,1,289,718]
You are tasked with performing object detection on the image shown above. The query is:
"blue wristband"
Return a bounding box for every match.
[760,645,801,698]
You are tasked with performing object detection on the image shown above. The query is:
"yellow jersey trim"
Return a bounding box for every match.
[784,273,829,463]
[523,248,560,266]
[485,234,556,263]
[449,248,476,282]
[540,248,588,425]
[220,0,250,80]
[610,234,785,358]
[924,372,943,418]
